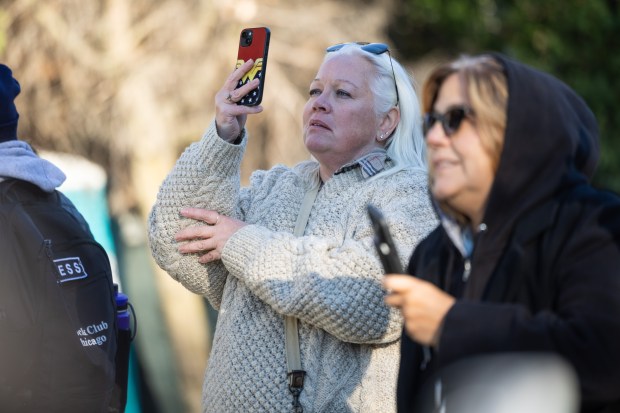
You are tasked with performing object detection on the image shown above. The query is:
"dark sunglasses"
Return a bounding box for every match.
[423,106,474,137]
[325,42,400,106]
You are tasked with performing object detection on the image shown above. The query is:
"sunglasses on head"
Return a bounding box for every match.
[325,42,400,106]
[423,106,474,137]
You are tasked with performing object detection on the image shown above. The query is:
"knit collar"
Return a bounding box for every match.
[333,148,390,179]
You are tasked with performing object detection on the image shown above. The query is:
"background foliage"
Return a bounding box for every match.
[389,0,620,191]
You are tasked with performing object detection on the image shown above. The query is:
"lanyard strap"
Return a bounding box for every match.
[285,182,320,413]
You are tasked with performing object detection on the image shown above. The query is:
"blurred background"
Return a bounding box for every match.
[1,0,618,411]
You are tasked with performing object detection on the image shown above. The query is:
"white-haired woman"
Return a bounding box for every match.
[148,42,437,413]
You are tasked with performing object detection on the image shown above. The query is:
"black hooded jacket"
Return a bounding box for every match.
[397,54,620,412]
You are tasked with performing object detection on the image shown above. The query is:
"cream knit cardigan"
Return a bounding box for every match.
[148,122,438,413]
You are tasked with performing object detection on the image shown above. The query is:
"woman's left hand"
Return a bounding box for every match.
[383,275,456,347]
[175,208,246,263]
[214,59,263,143]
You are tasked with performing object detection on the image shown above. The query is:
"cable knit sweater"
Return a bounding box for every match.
[148,121,438,413]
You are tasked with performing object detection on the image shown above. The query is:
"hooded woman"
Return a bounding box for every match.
[384,54,620,413]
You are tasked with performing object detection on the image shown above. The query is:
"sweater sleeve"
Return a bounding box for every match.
[147,120,246,309]
[221,172,438,344]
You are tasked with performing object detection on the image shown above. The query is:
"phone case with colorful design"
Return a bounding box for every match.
[235,27,270,106]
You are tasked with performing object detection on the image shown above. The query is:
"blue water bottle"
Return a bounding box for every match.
[113,284,133,412]
[115,285,130,332]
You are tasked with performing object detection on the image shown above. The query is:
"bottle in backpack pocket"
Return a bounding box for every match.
[115,286,130,331]
[112,284,133,413]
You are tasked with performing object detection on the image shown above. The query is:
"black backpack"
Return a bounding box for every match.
[0,179,125,413]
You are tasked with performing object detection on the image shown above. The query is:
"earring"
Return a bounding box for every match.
[379,133,385,141]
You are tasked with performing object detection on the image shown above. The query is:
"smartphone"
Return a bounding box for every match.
[235,27,270,106]
[367,204,404,274]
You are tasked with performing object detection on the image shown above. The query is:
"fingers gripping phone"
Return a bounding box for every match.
[235,27,270,106]
[367,204,404,274]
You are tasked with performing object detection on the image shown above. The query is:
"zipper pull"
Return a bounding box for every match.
[463,258,471,281]
[42,239,53,259]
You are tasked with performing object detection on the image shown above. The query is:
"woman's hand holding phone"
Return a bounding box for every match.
[383,275,456,347]
[215,27,270,143]
[366,205,456,346]
[215,60,263,143]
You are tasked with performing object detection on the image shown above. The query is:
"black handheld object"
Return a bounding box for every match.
[367,204,403,274]
[235,27,270,106]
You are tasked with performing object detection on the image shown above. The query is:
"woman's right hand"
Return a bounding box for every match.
[383,274,456,347]
[215,59,264,143]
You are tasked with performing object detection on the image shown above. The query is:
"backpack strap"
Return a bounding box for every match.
[0,178,57,204]
[0,178,21,201]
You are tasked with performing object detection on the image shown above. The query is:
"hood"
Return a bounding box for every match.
[0,140,66,192]
[462,53,599,299]
[484,53,599,226]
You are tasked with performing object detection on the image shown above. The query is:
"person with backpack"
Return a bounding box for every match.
[0,64,89,227]
[0,63,124,412]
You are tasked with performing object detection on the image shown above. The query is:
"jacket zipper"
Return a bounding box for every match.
[421,346,432,370]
